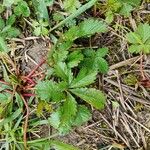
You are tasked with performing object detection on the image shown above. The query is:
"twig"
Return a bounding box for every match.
[21,95,30,149]
[109,56,139,71]
[100,114,130,148]
[140,53,146,80]
[124,113,150,133]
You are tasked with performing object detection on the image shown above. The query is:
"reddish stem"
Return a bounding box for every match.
[31,71,44,77]
[22,93,36,97]
[21,76,35,84]
[23,84,35,90]
[0,80,10,85]
[27,59,46,78]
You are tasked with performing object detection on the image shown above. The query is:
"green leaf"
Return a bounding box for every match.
[50,0,97,31]
[78,19,107,37]
[67,50,84,68]
[128,45,141,53]
[82,48,109,73]
[32,0,49,21]
[50,140,79,150]
[105,10,114,24]
[45,0,54,6]
[36,81,52,101]
[126,32,141,44]
[14,1,30,17]
[59,93,77,134]
[70,88,106,109]
[34,27,41,36]
[70,68,97,88]
[49,110,61,129]
[63,0,81,13]
[73,105,91,126]
[36,80,64,102]
[63,19,107,41]
[0,37,9,53]
[6,15,16,26]
[97,47,108,57]
[96,58,109,73]
[3,0,15,7]
[118,0,141,7]
[119,3,133,17]
[0,108,22,126]
[126,23,150,54]
[0,18,5,30]
[6,27,20,38]
[0,93,11,104]
[63,26,79,41]
[136,23,150,43]
[54,62,69,81]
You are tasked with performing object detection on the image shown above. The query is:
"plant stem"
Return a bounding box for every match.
[21,95,30,150]
[140,53,145,80]
[22,93,36,97]
[27,59,46,78]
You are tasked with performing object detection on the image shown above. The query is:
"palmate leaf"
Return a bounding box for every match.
[126,23,150,54]
[136,23,150,43]
[70,68,97,88]
[70,88,106,109]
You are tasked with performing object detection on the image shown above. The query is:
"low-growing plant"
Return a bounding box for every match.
[100,0,141,23]
[36,18,109,135]
[126,23,150,54]
[126,23,150,80]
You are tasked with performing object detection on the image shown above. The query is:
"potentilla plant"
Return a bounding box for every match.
[36,18,109,135]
